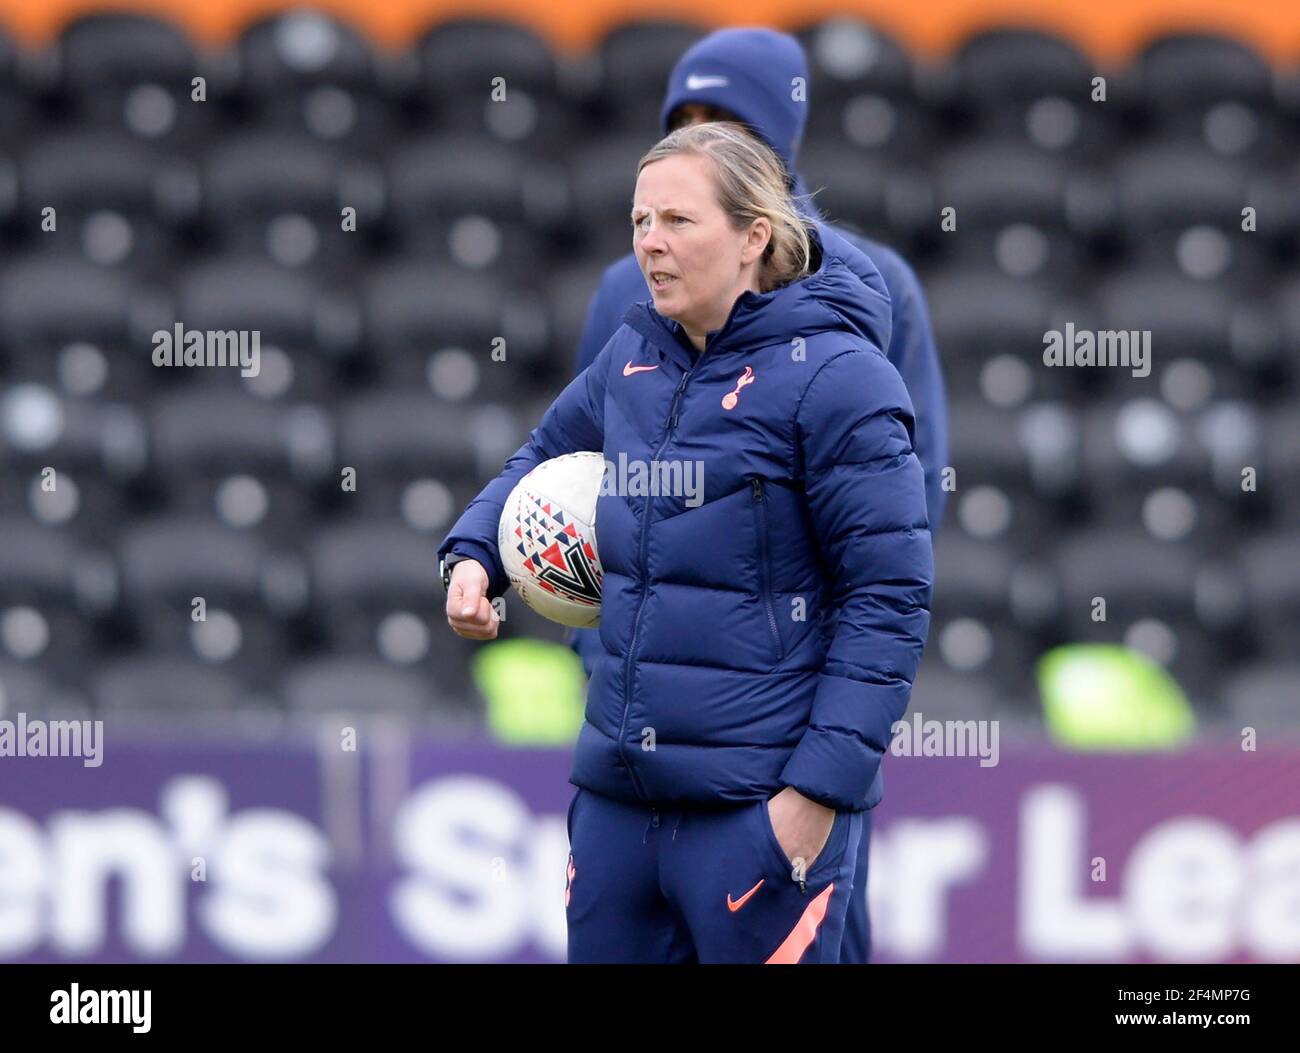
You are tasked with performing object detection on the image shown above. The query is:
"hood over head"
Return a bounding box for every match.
[660,28,809,180]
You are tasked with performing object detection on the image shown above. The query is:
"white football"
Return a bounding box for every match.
[498,452,605,627]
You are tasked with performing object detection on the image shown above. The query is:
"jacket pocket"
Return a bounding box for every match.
[751,478,785,662]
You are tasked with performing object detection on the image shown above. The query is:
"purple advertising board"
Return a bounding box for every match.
[1,727,1298,963]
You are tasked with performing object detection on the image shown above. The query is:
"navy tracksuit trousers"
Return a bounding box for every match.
[564,787,865,964]
[840,807,872,963]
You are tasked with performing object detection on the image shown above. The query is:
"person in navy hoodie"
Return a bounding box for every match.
[440,121,932,964]
[565,27,948,964]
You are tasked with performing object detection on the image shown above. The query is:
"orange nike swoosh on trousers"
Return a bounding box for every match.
[623,362,659,375]
[726,878,765,912]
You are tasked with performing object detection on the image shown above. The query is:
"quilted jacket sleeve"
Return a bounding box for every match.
[438,347,609,600]
[779,346,934,811]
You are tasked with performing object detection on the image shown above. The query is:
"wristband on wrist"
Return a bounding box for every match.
[439,554,467,592]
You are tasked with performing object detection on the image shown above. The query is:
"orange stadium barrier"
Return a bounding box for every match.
[1,0,1299,60]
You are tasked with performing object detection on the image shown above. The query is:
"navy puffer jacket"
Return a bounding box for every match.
[440,223,933,812]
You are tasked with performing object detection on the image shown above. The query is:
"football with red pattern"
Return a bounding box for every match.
[498,452,605,627]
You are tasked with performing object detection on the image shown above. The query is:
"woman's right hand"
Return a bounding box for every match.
[445,559,500,640]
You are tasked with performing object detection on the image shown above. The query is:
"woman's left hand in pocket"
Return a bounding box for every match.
[767,786,836,872]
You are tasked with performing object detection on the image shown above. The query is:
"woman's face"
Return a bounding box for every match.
[631,153,770,347]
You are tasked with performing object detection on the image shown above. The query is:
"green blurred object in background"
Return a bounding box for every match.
[472,638,586,745]
[1037,644,1196,750]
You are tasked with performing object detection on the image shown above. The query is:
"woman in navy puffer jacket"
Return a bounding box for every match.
[441,123,932,964]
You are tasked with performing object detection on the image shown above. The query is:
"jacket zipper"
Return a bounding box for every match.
[752,478,784,662]
[618,366,694,801]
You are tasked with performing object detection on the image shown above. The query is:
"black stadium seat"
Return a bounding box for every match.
[944,400,1066,544]
[797,143,931,250]
[0,384,147,536]
[1108,143,1279,283]
[1092,267,1283,393]
[199,131,383,271]
[283,655,451,719]
[385,133,565,276]
[412,19,573,152]
[1079,397,1241,543]
[798,18,914,101]
[1126,34,1283,160]
[795,20,934,161]
[233,11,394,150]
[0,253,167,397]
[360,258,550,392]
[907,662,1001,721]
[0,28,32,148]
[1222,660,1300,733]
[305,518,479,698]
[548,262,608,368]
[1276,272,1300,385]
[929,142,1084,282]
[944,28,1114,156]
[309,519,441,616]
[416,18,558,101]
[17,130,196,273]
[324,416,476,548]
[337,391,480,490]
[1053,528,1232,694]
[0,517,111,668]
[0,657,84,716]
[116,515,304,677]
[928,535,1041,698]
[44,14,215,148]
[1263,405,1300,526]
[1237,529,1300,660]
[92,654,263,717]
[920,269,1070,393]
[148,387,332,535]
[594,21,706,133]
[170,254,361,396]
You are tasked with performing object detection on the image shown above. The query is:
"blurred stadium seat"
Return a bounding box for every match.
[594,21,705,132]
[412,18,575,154]
[943,28,1113,157]
[1125,33,1283,161]
[43,13,217,150]
[232,11,394,151]
[91,652,264,717]
[795,19,936,162]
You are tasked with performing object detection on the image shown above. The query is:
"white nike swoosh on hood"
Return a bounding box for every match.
[685,74,730,90]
